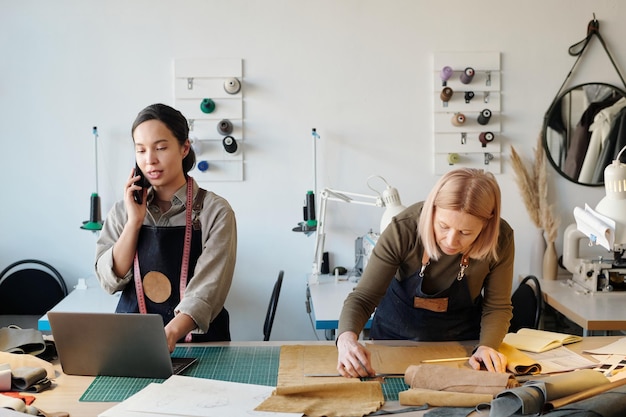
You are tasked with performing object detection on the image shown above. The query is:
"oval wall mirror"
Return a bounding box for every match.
[543,82,626,186]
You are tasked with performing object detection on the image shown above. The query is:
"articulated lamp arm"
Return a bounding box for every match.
[311,188,382,279]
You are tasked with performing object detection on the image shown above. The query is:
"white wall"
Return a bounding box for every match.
[2,0,623,340]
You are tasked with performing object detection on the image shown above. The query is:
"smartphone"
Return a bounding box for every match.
[133,163,150,205]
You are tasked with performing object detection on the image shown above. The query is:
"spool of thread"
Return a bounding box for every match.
[89,193,101,223]
[305,190,316,226]
[81,193,103,230]
[451,113,466,126]
[440,87,453,102]
[321,252,330,275]
[440,66,453,84]
[222,136,238,154]
[224,77,241,94]
[200,98,215,114]
[448,153,460,165]
[460,67,475,84]
[217,119,233,135]
[479,131,495,147]
[464,91,475,103]
[477,108,492,125]
[197,160,209,172]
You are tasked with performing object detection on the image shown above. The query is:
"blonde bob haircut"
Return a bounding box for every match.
[418,168,501,262]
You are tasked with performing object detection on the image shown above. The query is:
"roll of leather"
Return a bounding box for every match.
[545,377,626,411]
[452,113,466,126]
[490,369,610,416]
[538,369,610,402]
[498,342,541,375]
[399,387,492,407]
[0,364,10,391]
[11,366,50,392]
[0,394,30,413]
[404,364,518,397]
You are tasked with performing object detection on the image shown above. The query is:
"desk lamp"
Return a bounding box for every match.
[594,146,626,265]
[81,126,103,231]
[311,176,406,279]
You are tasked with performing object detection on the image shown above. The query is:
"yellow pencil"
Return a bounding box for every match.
[421,356,471,363]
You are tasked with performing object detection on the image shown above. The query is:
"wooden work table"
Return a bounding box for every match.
[26,337,625,416]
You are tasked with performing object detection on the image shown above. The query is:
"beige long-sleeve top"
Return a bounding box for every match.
[95,178,237,333]
[338,201,515,349]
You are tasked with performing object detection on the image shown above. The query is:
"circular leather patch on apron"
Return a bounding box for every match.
[143,271,172,303]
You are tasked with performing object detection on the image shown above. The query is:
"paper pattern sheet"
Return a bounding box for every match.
[524,346,597,374]
[99,375,302,417]
[584,337,626,355]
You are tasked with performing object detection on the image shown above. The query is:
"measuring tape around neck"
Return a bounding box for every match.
[133,178,195,341]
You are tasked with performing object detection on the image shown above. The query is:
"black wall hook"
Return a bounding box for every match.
[587,13,599,35]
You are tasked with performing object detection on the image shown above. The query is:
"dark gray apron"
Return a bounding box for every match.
[116,191,230,342]
[369,265,482,341]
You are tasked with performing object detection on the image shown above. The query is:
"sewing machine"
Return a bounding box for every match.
[562,156,626,293]
[563,221,626,293]
[563,155,626,293]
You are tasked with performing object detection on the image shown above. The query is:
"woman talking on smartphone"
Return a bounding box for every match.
[95,103,237,352]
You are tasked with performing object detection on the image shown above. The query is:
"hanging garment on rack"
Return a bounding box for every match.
[563,93,621,179]
[578,97,626,183]
[591,106,626,182]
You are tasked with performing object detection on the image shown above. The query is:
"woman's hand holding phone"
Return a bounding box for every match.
[133,164,149,204]
[125,167,148,227]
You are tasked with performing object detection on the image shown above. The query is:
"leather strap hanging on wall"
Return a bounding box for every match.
[547,14,626,112]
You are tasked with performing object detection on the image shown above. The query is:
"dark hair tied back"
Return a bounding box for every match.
[131,103,196,174]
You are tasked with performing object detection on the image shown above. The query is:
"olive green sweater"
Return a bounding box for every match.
[338,201,515,349]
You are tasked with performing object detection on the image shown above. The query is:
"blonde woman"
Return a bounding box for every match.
[337,168,514,375]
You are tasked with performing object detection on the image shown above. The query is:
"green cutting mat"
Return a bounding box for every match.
[80,345,408,402]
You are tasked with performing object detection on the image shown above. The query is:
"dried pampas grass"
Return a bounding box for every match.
[510,133,560,243]
[510,145,541,229]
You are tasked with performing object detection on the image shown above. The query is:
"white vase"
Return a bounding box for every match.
[529,228,546,278]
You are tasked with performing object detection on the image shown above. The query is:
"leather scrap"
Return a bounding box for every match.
[498,342,541,375]
[399,387,493,407]
[254,345,384,417]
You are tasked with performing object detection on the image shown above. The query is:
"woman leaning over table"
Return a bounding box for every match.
[95,103,237,352]
[336,168,514,376]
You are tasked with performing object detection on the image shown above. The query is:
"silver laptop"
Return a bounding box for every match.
[48,312,196,378]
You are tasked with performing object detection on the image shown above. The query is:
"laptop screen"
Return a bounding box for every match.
[48,312,195,378]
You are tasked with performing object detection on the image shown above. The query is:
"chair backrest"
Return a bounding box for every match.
[263,270,284,341]
[508,275,543,333]
[0,259,68,315]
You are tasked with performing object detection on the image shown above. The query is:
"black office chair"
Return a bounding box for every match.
[263,270,284,341]
[0,259,68,315]
[508,275,543,333]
